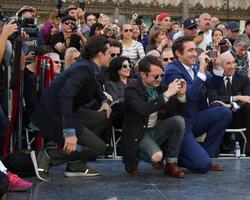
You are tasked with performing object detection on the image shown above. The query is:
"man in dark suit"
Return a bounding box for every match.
[122,55,186,178]
[30,36,112,181]
[207,51,250,155]
[162,36,232,173]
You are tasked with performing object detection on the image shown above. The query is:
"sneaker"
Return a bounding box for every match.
[65,162,100,177]
[30,150,51,181]
[7,172,33,191]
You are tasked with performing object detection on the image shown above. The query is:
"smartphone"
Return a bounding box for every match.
[198,30,204,35]
[207,50,218,58]
[179,79,184,88]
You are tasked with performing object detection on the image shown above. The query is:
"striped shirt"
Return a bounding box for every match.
[121,40,145,64]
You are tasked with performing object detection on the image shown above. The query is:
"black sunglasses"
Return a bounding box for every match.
[53,61,61,64]
[110,53,121,58]
[186,25,197,30]
[64,21,74,26]
[163,57,174,62]
[150,74,164,80]
[123,29,133,32]
[122,63,133,69]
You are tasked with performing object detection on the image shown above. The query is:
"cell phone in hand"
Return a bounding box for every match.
[198,30,204,35]
[206,50,217,59]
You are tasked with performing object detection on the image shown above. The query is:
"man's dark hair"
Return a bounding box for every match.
[89,22,104,37]
[81,35,109,59]
[34,45,53,57]
[172,36,193,58]
[108,38,122,54]
[138,55,162,73]
[84,13,97,22]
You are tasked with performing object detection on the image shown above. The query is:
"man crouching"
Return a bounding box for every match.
[122,55,186,178]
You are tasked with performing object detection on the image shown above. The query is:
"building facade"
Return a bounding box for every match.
[0,0,250,22]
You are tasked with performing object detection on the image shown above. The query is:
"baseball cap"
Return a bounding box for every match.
[227,21,240,32]
[183,17,197,29]
[157,12,171,22]
[61,15,76,23]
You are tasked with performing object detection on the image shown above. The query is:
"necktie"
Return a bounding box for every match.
[226,77,232,96]
[188,68,194,80]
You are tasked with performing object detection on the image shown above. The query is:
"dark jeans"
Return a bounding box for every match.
[138,116,185,164]
[42,108,108,166]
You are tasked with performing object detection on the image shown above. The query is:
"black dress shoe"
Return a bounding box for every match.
[124,166,139,174]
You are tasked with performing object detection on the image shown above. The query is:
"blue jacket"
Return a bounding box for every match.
[162,59,223,121]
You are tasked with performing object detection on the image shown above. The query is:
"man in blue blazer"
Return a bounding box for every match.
[162,36,232,173]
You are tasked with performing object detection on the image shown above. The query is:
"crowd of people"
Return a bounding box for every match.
[0,3,250,197]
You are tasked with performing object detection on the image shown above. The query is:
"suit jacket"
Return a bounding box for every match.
[207,73,250,109]
[122,78,185,168]
[162,59,223,120]
[31,59,106,134]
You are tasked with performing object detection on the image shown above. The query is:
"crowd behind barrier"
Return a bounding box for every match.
[0,2,250,197]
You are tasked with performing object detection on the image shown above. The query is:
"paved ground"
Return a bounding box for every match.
[5,158,250,200]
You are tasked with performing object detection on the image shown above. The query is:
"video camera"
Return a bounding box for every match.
[56,0,67,18]
[0,15,38,40]
[135,15,144,25]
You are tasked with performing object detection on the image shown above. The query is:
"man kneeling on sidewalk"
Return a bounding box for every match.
[122,55,186,178]
[30,36,112,181]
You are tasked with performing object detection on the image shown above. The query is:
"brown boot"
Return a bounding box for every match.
[165,163,185,178]
[152,161,165,170]
[124,166,140,174]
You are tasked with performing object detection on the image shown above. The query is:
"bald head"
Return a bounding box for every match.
[146,50,161,59]
[198,13,211,32]
[220,51,235,77]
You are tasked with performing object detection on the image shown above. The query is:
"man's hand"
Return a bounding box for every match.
[103,91,113,102]
[164,79,181,99]
[25,51,35,61]
[98,102,112,118]
[193,34,204,45]
[177,79,187,97]
[198,52,210,74]
[1,20,18,39]
[55,42,66,53]
[63,135,77,154]
[234,95,250,104]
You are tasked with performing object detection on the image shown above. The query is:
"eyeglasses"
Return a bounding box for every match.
[53,61,61,64]
[110,53,121,58]
[148,73,164,80]
[123,29,133,32]
[64,21,73,26]
[122,63,133,69]
[187,26,197,30]
[163,57,174,62]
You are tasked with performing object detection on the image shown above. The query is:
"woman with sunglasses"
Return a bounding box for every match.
[105,56,133,128]
[120,24,145,65]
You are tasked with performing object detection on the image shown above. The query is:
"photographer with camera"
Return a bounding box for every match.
[51,15,86,59]
[0,20,18,142]
[16,7,44,62]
